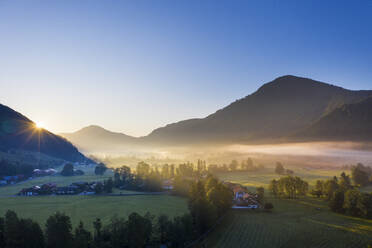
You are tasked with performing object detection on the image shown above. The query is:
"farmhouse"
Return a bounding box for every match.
[224,183,260,208]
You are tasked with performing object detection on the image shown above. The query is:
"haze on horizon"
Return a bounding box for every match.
[1,0,372,136]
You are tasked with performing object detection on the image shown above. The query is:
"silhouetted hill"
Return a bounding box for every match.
[0,104,90,162]
[60,125,137,152]
[61,76,372,151]
[295,97,372,140]
[145,75,372,144]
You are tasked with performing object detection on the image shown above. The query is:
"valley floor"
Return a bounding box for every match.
[0,167,188,230]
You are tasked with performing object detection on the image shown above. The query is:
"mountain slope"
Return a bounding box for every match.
[60,125,137,152]
[295,97,372,140]
[0,104,90,162]
[145,75,372,144]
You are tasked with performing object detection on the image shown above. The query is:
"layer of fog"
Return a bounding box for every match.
[87,142,372,168]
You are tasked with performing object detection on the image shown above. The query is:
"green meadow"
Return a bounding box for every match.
[0,194,188,231]
[198,168,372,247]
[0,167,188,231]
[201,196,372,248]
[215,167,347,190]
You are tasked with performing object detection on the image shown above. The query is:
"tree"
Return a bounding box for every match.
[94,182,104,194]
[351,164,370,187]
[188,181,216,235]
[126,212,152,248]
[136,162,151,177]
[73,221,92,248]
[61,163,74,176]
[0,217,4,248]
[272,176,308,199]
[169,214,193,247]
[329,190,345,213]
[229,160,238,171]
[275,162,285,175]
[93,218,102,247]
[323,179,339,200]
[206,184,232,217]
[18,218,45,248]
[156,214,171,244]
[264,203,274,212]
[4,210,21,248]
[339,172,352,191]
[343,189,363,217]
[95,163,107,176]
[45,212,73,248]
[256,187,265,204]
[104,178,114,193]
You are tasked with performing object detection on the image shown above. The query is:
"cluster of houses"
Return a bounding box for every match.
[18,181,100,196]
[0,168,58,187]
[0,175,26,186]
[32,168,57,177]
[224,182,260,209]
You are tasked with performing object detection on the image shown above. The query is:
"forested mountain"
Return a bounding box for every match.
[61,75,372,149]
[295,97,372,141]
[0,104,89,162]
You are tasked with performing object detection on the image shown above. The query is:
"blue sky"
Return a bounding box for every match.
[0,0,371,136]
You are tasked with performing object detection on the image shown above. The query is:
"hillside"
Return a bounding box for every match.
[145,75,372,144]
[60,125,137,152]
[0,104,90,162]
[295,97,372,141]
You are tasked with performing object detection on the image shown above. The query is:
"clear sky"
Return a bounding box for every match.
[0,0,371,136]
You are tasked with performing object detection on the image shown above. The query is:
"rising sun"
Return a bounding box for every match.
[34,122,45,129]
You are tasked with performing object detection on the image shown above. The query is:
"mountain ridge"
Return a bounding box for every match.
[0,103,91,162]
[60,75,372,150]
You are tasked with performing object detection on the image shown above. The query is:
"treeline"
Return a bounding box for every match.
[269,176,308,199]
[112,161,214,193]
[0,210,192,248]
[104,158,265,193]
[274,162,294,175]
[208,158,265,173]
[0,160,38,177]
[0,175,232,248]
[310,165,372,219]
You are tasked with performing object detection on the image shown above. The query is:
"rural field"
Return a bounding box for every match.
[215,167,348,190]
[0,167,188,231]
[198,169,372,248]
[201,196,372,248]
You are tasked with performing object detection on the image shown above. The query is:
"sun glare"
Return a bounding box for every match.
[34,122,45,129]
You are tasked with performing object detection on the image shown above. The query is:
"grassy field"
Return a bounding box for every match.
[0,194,187,231]
[201,196,372,248]
[200,169,372,247]
[0,167,188,231]
[215,167,346,190]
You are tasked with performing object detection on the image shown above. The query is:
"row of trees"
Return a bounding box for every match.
[112,163,163,192]
[0,160,37,177]
[269,176,308,199]
[274,162,294,175]
[0,210,193,248]
[208,158,265,173]
[310,169,372,219]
